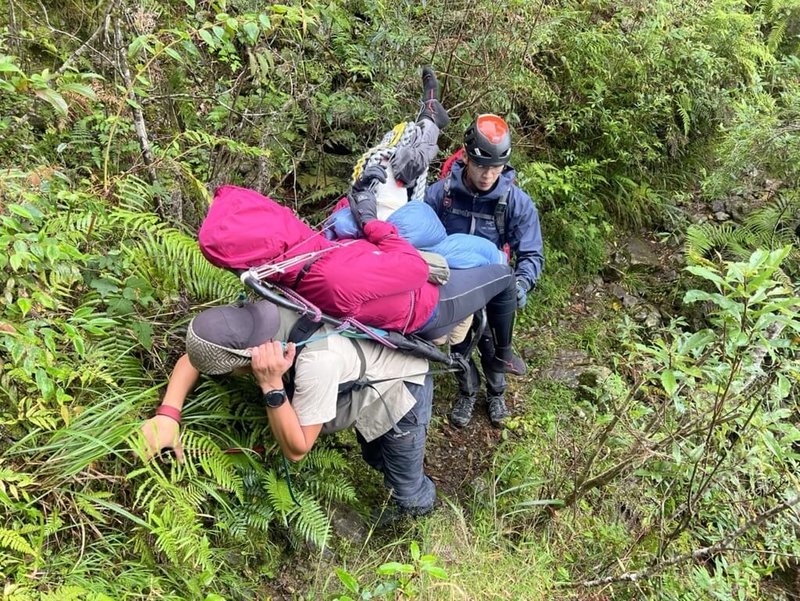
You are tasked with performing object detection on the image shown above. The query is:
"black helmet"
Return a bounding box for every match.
[463,114,511,166]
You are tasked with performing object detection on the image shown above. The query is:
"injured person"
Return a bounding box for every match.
[199,68,526,374]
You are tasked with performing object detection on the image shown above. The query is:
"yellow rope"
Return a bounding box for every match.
[351,122,408,183]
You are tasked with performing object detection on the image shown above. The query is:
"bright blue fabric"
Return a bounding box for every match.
[327,201,506,269]
[429,234,505,269]
[326,207,361,240]
[388,202,446,247]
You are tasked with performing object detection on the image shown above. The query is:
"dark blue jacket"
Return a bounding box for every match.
[424,161,544,290]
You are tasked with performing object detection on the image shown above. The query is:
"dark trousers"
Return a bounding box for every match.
[418,264,515,342]
[356,375,436,512]
[451,333,507,398]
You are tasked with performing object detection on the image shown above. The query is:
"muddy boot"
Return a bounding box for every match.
[488,345,528,376]
[449,395,477,428]
[487,395,511,428]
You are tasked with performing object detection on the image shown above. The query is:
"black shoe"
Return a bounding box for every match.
[422,65,439,101]
[371,505,407,528]
[488,347,528,376]
[449,395,477,428]
[371,502,433,528]
[417,66,450,129]
[487,395,511,427]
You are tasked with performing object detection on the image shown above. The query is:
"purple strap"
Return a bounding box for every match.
[340,318,398,349]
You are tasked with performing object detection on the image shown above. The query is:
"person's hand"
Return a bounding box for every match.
[348,189,378,228]
[250,341,296,391]
[349,165,388,227]
[139,415,184,462]
[516,278,528,309]
[352,164,387,194]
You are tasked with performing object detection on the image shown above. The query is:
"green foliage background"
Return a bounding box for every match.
[0,0,798,598]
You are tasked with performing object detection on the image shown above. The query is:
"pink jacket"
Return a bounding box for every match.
[199,185,439,333]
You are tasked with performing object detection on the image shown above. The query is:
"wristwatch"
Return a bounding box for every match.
[262,388,287,409]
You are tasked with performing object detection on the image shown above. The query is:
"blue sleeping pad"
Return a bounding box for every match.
[389,202,447,248]
[327,202,505,268]
[429,233,506,268]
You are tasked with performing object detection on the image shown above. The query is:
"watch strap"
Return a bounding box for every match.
[155,405,182,424]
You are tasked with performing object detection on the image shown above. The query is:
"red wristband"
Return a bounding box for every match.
[155,405,182,424]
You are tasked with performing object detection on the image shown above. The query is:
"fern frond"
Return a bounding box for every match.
[0,527,37,556]
[127,229,240,303]
[675,93,693,136]
[108,208,163,236]
[685,222,758,264]
[114,175,155,213]
[744,191,800,247]
[40,585,96,601]
[287,491,331,549]
[263,469,296,516]
[301,446,349,471]
[181,431,244,501]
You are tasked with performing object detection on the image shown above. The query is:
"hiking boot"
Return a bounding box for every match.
[487,395,511,428]
[449,395,477,428]
[371,502,434,528]
[371,505,408,528]
[417,66,450,129]
[488,346,528,376]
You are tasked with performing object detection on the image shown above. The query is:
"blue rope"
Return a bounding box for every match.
[283,329,388,350]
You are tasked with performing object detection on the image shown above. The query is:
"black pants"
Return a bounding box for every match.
[451,332,507,398]
[356,375,436,512]
[417,264,516,343]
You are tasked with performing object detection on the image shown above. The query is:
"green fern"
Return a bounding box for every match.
[685,222,757,263]
[746,192,800,246]
[675,93,693,136]
[182,430,245,501]
[113,175,156,213]
[264,469,297,516]
[686,192,800,265]
[127,228,240,303]
[0,526,37,557]
[287,489,331,549]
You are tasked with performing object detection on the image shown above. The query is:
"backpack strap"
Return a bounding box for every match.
[442,183,510,241]
[494,188,509,244]
[282,316,367,398]
[283,315,325,398]
[337,339,367,395]
[438,174,453,219]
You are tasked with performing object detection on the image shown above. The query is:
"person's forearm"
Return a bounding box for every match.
[258,377,317,461]
[266,404,314,461]
[161,354,200,410]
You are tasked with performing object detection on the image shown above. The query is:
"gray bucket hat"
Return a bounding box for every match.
[185,301,280,375]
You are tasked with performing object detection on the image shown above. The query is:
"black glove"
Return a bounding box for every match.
[515,278,528,309]
[352,164,387,194]
[348,189,378,228]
